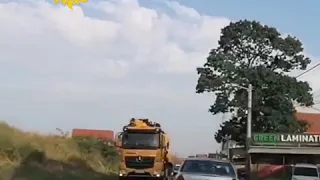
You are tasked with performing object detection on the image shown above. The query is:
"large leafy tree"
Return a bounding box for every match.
[196,20,314,145]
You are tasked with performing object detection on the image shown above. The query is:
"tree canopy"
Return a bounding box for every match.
[196,20,314,144]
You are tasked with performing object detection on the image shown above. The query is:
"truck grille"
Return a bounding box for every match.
[125,156,155,169]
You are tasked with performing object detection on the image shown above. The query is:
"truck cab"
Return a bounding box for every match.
[116,118,173,180]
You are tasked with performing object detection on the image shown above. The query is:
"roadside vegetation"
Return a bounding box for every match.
[0,122,118,180]
[0,122,183,180]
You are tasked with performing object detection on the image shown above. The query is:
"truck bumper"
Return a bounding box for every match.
[119,162,164,178]
[119,173,161,177]
[119,170,162,178]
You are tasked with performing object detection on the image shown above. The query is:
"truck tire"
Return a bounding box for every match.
[118,176,127,180]
[119,177,133,180]
[161,168,169,180]
[167,163,174,180]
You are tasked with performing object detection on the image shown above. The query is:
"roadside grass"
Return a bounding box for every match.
[0,122,118,180]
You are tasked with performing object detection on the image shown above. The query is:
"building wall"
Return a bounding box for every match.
[296,112,320,133]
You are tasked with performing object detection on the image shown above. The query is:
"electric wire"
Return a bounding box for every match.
[295,62,320,78]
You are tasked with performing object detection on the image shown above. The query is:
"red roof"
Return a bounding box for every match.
[296,112,320,133]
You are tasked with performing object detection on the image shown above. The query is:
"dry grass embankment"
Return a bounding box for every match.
[0,122,118,180]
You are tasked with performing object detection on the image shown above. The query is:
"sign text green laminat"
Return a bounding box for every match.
[252,133,320,144]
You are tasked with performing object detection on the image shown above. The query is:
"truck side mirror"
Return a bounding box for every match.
[114,132,122,147]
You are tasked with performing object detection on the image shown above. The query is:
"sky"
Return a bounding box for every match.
[0,0,320,156]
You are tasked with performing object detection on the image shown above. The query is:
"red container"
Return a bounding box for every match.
[72,129,114,141]
[208,153,217,158]
[195,154,208,158]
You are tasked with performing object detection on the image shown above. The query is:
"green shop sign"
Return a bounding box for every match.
[252,133,320,144]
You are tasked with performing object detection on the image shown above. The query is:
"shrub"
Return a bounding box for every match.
[0,122,119,174]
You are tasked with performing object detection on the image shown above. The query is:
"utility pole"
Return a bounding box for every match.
[247,84,252,144]
[220,135,230,160]
[227,136,230,160]
[230,83,253,179]
[246,84,252,180]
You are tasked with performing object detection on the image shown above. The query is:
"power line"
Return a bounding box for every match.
[313,89,320,95]
[295,62,320,78]
[312,88,320,99]
[295,62,320,102]
[310,106,320,112]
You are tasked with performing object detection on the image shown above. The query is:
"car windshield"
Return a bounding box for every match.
[294,167,318,177]
[180,160,236,177]
[122,132,160,149]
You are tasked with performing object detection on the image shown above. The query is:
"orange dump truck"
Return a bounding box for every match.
[115,118,174,180]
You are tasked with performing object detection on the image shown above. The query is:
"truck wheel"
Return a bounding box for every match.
[160,169,169,180]
[167,164,174,179]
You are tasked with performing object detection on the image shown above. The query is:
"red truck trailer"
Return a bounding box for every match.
[72,129,114,141]
[195,154,208,158]
[208,153,218,158]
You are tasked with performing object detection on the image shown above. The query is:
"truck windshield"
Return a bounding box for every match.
[122,132,160,149]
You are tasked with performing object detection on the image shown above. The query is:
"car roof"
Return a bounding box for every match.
[183,157,231,163]
[294,163,318,168]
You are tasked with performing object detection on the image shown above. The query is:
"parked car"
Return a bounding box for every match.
[292,163,319,180]
[174,157,238,180]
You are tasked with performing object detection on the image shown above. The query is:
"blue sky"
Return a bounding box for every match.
[0,0,319,156]
[154,0,320,55]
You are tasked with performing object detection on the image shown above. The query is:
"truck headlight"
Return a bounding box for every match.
[119,170,126,175]
[154,172,160,177]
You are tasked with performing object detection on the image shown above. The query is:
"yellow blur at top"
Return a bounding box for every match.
[127,119,160,130]
[54,0,88,10]
[134,120,150,127]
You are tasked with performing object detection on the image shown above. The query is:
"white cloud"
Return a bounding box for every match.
[1,0,230,76]
[0,0,319,154]
[0,0,230,154]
